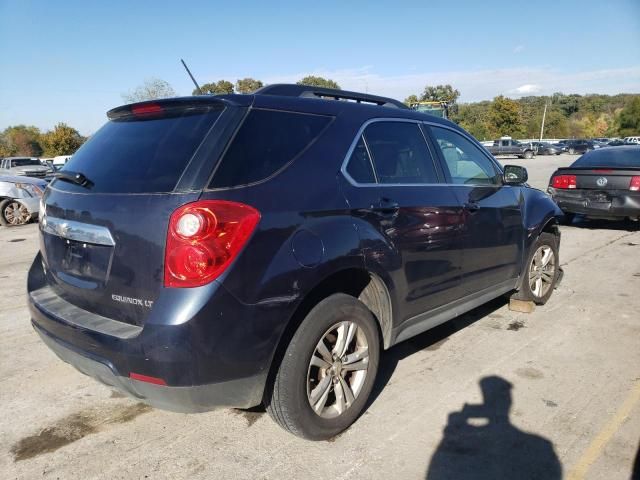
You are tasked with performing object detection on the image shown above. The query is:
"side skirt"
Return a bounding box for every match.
[390,278,518,346]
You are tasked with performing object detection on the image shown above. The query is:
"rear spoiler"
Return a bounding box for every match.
[107,96,248,120]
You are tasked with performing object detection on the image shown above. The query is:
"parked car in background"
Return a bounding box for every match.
[623,136,640,145]
[0,175,46,226]
[548,146,640,222]
[486,137,536,159]
[564,139,599,155]
[0,157,50,179]
[28,84,563,440]
[532,142,562,155]
[607,139,626,147]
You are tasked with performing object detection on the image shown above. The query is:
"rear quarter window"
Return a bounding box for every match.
[209,109,332,188]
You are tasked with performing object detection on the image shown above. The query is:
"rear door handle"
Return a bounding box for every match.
[464,202,480,213]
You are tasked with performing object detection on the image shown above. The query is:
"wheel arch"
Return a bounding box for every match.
[262,267,394,402]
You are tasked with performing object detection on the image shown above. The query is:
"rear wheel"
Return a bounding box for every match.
[568,147,575,154]
[514,233,559,305]
[0,199,32,226]
[266,293,380,440]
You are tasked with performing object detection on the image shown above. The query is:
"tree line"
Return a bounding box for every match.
[404,84,640,140]
[4,77,637,159]
[0,123,85,158]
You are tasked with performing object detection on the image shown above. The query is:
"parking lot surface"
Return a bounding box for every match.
[1,155,639,479]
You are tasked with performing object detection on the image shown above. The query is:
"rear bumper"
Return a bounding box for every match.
[550,189,640,218]
[33,322,264,412]
[27,255,295,412]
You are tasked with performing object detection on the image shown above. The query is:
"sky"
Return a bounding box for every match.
[1,0,639,135]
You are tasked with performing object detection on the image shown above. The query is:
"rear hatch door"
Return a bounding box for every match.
[39,99,244,326]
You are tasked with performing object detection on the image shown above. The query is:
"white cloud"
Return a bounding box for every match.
[262,65,640,102]
[513,45,525,53]
[509,84,543,95]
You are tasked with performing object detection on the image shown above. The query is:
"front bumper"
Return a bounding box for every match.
[549,189,640,219]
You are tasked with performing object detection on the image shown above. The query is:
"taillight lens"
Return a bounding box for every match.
[630,176,640,191]
[552,174,577,189]
[164,200,260,288]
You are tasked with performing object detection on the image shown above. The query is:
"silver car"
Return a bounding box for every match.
[0,175,46,226]
[0,157,50,179]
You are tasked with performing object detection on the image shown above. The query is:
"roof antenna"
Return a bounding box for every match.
[180,59,202,95]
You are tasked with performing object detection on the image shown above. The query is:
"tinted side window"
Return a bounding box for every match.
[345,137,376,183]
[210,109,332,188]
[363,122,438,184]
[429,126,500,185]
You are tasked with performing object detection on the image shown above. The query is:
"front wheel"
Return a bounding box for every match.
[568,148,575,154]
[0,199,32,226]
[523,150,534,159]
[266,293,380,440]
[514,233,560,305]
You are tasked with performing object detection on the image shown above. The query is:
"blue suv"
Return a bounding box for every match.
[28,85,562,439]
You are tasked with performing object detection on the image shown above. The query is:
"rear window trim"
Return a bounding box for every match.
[204,107,335,191]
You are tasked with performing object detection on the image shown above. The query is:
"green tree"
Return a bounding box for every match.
[235,78,263,94]
[196,80,235,95]
[0,125,43,157]
[296,76,340,89]
[420,84,460,103]
[404,94,419,106]
[617,97,640,136]
[41,123,85,156]
[122,78,176,103]
[488,96,524,137]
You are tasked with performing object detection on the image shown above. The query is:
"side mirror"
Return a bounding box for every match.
[503,165,528,185]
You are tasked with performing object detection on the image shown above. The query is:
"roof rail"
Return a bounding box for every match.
[254,84,408,109]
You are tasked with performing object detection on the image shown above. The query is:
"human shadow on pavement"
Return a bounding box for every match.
[425,376,562,480]
[632,439,640,480]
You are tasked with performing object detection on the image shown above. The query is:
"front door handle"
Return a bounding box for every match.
[464,202,480,213]
[374,197,400,219]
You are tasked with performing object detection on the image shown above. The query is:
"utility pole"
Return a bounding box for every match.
[539,102,548,142]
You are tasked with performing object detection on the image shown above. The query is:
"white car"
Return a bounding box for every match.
[623,136,640,145]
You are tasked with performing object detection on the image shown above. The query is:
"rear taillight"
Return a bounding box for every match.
[164,200,260,288]
[552,174,577,189]
[630,176,640,192]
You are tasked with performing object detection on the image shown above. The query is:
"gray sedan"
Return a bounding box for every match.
[0,175,46,226]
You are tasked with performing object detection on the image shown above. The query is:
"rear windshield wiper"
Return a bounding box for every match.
[54,171,94,188]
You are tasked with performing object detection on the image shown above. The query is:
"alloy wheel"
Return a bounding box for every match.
[3,202,30,226]
[528,245,556,298]
[307,321,369,419]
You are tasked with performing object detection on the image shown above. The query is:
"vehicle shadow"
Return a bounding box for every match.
[425,375,562,480]
[366,296,507,409]
[566,215,640,232]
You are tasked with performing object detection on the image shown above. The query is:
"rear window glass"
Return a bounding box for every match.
[56,108,222,193]
[572,148,640,168]
[209,109,332,188]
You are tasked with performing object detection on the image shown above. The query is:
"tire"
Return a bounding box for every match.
[568,148,575,155]
[0,199,32,226]
[266,293,380,440]
[561,212,576,225]
[523,150,534,159]
[513,232,560,305]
